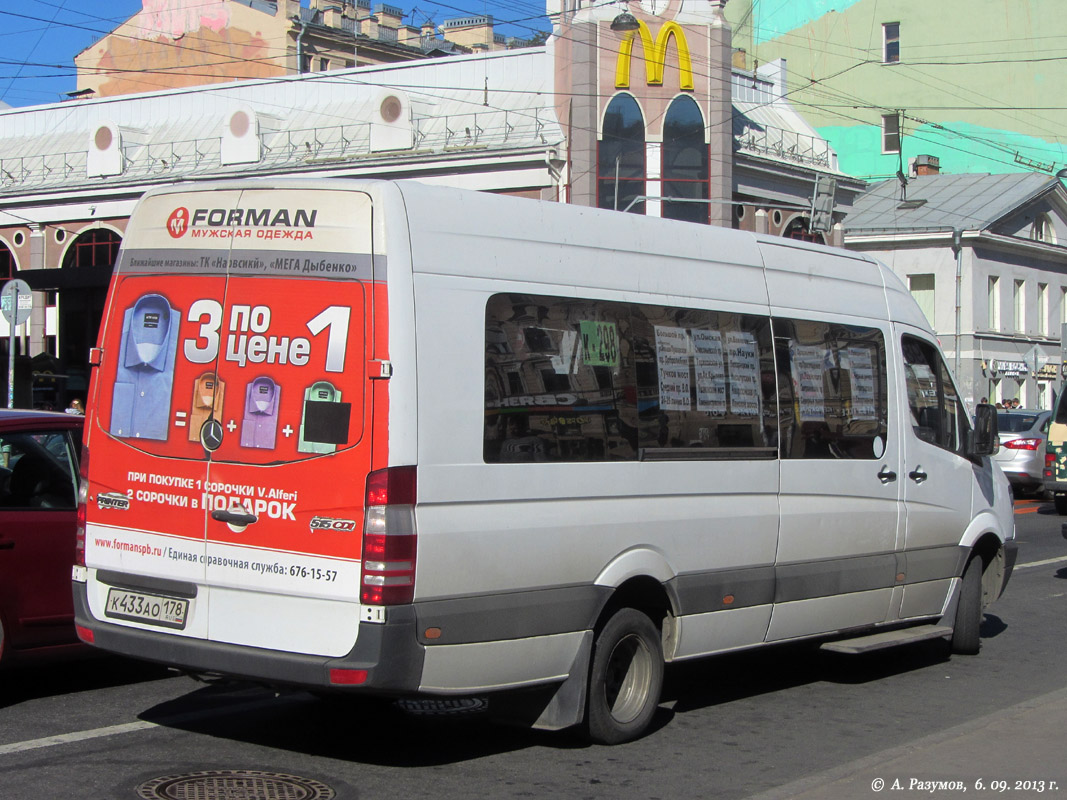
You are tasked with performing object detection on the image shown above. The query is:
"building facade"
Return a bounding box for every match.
[725,0,1067,180]
[845,171,1067,409]
[2,0,852,408]
[72,0,531,100]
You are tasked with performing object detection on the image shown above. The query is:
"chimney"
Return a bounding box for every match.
[915,154,940,175]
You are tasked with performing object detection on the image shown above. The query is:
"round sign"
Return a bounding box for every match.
[1,279,33,326]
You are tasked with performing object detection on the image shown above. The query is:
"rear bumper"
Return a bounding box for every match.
[72,581,425,693]
[1043,479,1067,495]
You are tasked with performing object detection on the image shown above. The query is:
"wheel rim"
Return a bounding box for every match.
[603,632,653,724]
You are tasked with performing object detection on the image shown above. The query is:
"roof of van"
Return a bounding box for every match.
[131,178,931,332]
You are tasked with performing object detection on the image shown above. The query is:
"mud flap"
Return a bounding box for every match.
[488,630,593,731]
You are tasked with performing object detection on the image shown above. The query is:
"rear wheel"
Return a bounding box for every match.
[1055,494,1067,515]
[951,557,983,655]
[586,608,663,745]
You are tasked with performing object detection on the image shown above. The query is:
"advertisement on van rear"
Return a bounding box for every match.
[84,188,386,602]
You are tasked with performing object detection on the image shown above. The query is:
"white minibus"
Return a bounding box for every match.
[74,179,1015,743]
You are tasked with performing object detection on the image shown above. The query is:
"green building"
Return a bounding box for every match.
[726,0,1067,179]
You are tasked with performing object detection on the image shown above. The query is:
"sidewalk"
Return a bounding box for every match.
[745,687,1067,799]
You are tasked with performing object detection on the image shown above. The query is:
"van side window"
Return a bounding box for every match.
[484,294,636,463]
[630,306,776,457]
[901,335,966,453]
[774,318,889,459]
[483,294,778,462]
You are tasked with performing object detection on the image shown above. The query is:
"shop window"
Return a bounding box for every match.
[662,96,709,224]
[597,93,646,214]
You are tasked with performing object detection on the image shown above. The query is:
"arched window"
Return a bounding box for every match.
[598,93,646,214]
[662,96,709,224]
[1032,213,1056,244]
[1,243,14,281]
[783,216,825,245]
[62,228,122,269]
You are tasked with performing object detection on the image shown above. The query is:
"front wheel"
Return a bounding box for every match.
[586,608,664,745]
[951,556,983,655]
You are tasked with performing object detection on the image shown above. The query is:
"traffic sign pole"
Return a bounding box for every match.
[2,279,34,409]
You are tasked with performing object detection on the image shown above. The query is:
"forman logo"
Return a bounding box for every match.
[167,207,190,238]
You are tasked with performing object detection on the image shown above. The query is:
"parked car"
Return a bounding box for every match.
[0,409,85,666]
[994,409,1051,495]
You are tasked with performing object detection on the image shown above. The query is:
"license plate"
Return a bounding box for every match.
[105,588,189,630]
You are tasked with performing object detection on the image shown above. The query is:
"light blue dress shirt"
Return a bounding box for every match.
[110,293,180,441]
[240,376,280,449]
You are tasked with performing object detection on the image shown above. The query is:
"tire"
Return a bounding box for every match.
[951,556,983,655]
[1055,494,1067,515]
[586,608,664,745]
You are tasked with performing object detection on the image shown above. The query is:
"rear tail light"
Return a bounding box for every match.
[75,445,90,567]
[1045,452,1056,479]
[1003,438,1040,451]
[360,466,417,605]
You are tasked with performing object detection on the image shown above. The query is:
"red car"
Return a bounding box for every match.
[0,408,85,666]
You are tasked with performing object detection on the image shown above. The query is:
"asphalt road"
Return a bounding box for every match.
[1,502,1064,800]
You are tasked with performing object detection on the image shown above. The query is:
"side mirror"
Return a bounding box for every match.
[970,403,999,457]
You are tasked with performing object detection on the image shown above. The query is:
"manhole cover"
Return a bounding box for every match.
[136,770,335,800]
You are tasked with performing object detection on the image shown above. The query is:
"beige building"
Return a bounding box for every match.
[72,0,499,99]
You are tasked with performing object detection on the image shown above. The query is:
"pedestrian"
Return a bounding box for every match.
[65,398,84,415]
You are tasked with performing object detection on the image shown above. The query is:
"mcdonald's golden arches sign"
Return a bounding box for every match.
[615,20,694,91]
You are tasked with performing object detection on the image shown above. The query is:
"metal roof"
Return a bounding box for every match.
[844,172,1057,234]
[0,50,562,197]
[0,49,844,199]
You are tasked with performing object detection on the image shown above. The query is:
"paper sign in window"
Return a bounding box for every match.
[580,320,620,368]
[726,331,760,417]
[793,344,829,422]
[693,330,727,415]
[847,347,878,421]
[654,325,691,411]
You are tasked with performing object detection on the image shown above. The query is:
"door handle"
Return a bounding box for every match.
[211,509,258,526]
[877,465,897,484]
[909,466,929,484]
[0,540,13,550]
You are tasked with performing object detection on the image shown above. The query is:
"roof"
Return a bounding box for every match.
[0,49,562,198]
[0,408,84,430]
[844,172,1057,234]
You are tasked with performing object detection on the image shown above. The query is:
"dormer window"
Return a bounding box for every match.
[1032,213,1056,244]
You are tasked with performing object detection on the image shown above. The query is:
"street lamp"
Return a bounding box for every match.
[610,8,640,32]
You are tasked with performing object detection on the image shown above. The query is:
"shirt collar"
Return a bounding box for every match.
[123,294,174,371]
[193,373,221,409]
[307,381,339,402]
[246,377,278,416]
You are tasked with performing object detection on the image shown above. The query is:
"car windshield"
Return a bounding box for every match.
[997,413,1040,433]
